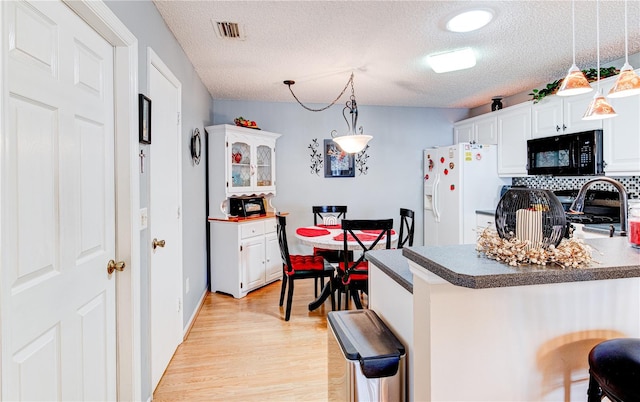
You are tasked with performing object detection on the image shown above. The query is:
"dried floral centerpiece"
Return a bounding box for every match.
[477,188,593,268]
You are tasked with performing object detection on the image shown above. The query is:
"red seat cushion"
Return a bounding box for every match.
[287,255,326,275]
[338,261,368,284]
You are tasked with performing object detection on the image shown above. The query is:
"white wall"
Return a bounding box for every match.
[212,100,467,252]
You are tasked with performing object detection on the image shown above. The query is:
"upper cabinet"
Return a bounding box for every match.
[206,124,281,217]
[531,90,602,138]
[497,102,532,177]
[453,114,497,144]
[603,80,640,176]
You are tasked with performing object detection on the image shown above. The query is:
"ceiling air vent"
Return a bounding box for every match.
[212,21,245,40]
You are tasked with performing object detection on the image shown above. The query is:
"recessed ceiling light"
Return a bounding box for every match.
[446,9,494,33]
[427,48,476,73]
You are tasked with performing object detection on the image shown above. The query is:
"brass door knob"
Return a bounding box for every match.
[107,259,126,275]
[152,238,166,250]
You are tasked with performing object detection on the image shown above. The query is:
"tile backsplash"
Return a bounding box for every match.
[512,176,639,199]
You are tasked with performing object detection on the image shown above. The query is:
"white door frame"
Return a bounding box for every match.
[147,46,184,389]
[0,1,141,400]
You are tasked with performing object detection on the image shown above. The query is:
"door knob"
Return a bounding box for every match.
[107,259,126,275]
[152,238,166,250]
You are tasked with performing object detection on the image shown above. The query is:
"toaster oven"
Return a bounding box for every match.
[228,196,266,217]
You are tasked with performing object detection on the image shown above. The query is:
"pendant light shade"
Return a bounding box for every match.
[332,134,372,153]
[582,0,617,120]
[608,0,640,98]
[557,0,593,97]
[583,91,618,120]
[557,64,593,96]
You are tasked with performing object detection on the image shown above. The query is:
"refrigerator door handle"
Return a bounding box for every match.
[433,174,441,222]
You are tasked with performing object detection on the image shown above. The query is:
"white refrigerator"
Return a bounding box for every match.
[424,143,509,246]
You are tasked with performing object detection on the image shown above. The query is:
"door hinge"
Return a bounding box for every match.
[240,245,243,252]
[177,206,181,219]
[177,297,182,312]
[177,112,181,125]
[241,282,243,289]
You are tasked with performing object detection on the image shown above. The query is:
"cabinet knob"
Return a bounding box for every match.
[562,124,567,131]
[556,125,561,132]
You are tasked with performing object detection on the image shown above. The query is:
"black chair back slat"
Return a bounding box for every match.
[341,218,393,274]
[398,208,415,249]
[313,205,347,225]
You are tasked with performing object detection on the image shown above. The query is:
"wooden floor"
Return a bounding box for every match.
[153,279,349,401]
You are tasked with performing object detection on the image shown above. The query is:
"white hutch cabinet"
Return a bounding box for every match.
[205,124,282,298]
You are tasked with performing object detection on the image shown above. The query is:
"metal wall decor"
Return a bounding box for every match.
[308,138,323,175]
[190,128,202,165]
[355,144,370,175]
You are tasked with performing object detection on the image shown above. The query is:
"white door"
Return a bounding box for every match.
[148,49,183,391]
[1,0,116,400]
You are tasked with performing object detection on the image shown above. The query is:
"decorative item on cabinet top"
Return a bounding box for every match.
[234,116,260,130]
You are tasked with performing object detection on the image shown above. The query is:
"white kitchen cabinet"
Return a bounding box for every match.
[206,124,281,217]
[531,90,603,138]
[603,78,640,175]
[497,102,532,176]
[209,217,281,298]
[454,114,497,144]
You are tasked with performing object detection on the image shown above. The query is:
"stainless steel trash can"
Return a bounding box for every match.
[328,310,406,401]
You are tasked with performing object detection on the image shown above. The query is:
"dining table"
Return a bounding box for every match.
[294,224,398,311]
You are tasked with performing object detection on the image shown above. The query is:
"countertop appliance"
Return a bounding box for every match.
[527,130,603,176]
[424,143,509,245]
[228,196,266,217]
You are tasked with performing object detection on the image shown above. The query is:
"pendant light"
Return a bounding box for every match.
[583,0,618,120]
[608,0,640,97]
[557,0,593,96]
[284,73,372,153]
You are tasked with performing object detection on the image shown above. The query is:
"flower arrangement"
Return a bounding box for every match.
[476,228,593,268]
[529,67,620,104]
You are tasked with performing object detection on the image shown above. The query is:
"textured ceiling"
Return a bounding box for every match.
[153,0,640,109]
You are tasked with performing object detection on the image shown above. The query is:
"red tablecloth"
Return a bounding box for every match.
[332,233,381,242]
[361,229,396,235]
[295,227,330,237]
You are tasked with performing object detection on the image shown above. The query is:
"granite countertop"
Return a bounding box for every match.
[402,237,640,289]
[365,249,413,293]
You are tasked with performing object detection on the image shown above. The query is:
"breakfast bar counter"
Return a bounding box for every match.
[399,237,640,401]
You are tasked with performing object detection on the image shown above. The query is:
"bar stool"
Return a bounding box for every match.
[587,338,640,402]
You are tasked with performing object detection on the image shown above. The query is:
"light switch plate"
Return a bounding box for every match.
[139,208,148,230]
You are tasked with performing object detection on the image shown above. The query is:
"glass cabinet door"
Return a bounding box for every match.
[230,140,251,190]
[255,144,273,189]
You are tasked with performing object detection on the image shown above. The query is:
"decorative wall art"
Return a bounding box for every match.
[355,144,370,175]
[308,138,323,175]
[138,94,151,144]
[324,139,355,178]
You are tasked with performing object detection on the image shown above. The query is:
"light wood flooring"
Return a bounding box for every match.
[153,279,353,401]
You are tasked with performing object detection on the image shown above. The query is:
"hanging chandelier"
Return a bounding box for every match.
[557,0,593,96]
[283,73,372,153]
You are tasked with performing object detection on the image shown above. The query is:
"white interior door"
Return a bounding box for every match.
[1,0,116,400]
[148,48,183,391]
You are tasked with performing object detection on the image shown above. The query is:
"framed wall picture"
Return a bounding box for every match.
[324,139,355,178]
[138,94,151,144]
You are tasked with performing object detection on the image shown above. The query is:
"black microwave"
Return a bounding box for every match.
[228,196,266,217]
[527,130,604,176]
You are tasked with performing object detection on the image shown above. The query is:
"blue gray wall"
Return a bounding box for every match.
[105,1,211,400]
[106,1,466,399]
[212,100,467,252]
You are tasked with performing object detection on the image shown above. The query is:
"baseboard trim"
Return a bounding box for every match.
[183,289,208,339]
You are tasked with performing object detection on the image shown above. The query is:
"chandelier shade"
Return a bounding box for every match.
[333,134,372,153]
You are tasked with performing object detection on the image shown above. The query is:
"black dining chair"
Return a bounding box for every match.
[398,208,415,249]
[336,218,393,310]
[311,206,352,296]
[276,214,335,321]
